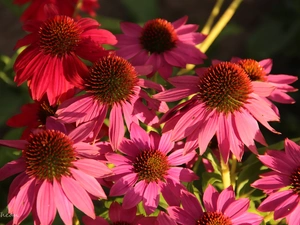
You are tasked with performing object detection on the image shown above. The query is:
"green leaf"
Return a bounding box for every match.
[201,171,222,191]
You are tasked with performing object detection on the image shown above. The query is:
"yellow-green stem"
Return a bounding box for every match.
[220,154,231,188]
[263,212,274,223]
[177,0,243,75]
[201,0,225,35]
[199,0,243,53]
[230,154,237,188]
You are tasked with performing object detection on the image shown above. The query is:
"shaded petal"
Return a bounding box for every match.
[106,152,132,166]
[167,206,196,225]
[168,75,199,89]
[285,138,300,165]
[251,173,290,191]
[167,167,198,182]
[0,140,27,150]
[0,158,26,181]
[129,123,150,150]
[109,202,136,223]
[118,138,140,157]
[216,186,235,213]
[68,120,96,143]
[181,190,202,219]
[252,81,275,97]
[120,22,142,37]
[273,194,298,220]
[82,216,109,225]
[167,149,196,166]
[110,173,138,196]
[122,181,146,209]
[109,105,125,151]
[224,198,249,219]
[172,16,188,29]
[203,185,219,212]
[258,190,295,212]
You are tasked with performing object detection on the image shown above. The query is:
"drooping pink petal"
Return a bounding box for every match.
[166,167,198,182]
[61,176,95,219]
[224,198,249,219]
[285,138,300,165]
[251,81,275,97]
[118,138,140,157]
[109,105,125,150]
[53,179,74,225]
[12,178,36,225]
[120,22,142,37]
[258,190,295,212]
[73,159,112,178]
[167,149,196,166]
[273,194,298,220]
[143,182,160,215]
[36,180,56,225]
[70,168,107,199]
[0,140,27,150]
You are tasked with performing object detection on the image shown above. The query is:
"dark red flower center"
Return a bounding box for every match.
[237,59,267,81]
[133,149,169,183]
[290,166,300,195]
[24,130,76,181]
[39,15,82,58]
[198,62,252,114]
[84,55,138,105]
[37,101,58,125]
[140,18,178,54]
[196,212,232,225]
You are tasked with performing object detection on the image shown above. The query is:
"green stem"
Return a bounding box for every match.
[230,154,237,188]
[220,154,231,188]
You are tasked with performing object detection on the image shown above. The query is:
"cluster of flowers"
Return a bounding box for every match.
[0,1,299,225]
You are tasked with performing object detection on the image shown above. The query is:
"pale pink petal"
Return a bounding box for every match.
[70,168,107,199]
[203,185,219,212]
[267,74,298,84]
[198,110,219,155]
[122,101,138,129]
[61,176,95,219]
[216,114,231,163]
[73,142,100,158]
[231,212,263,225]
[120,22,142,37]
[259,58,272,74]
[8,173,29,211]
[143,182,160,215]
[110,173,138,196]
[73,159,112,178]
[180,190,202,219]
[109,105,124,150]
[245,94,280,134]
[0,158,26,181]
[36,180,56,225]
[153,87,193,102]
[122,181,146,209]
[129,123,150,150]
[251,81,275,97]
[269,89,296,104]
[53,179,74,225]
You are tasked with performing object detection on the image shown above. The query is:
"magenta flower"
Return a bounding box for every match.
[0,118,112,225]
[116,16,206,79]
[167,185,262,225]
[57,54,168,150]
[82,202,155,225]
[106,123,198,215]
[154,62,280,162]
[252,138,300,225]
[231,57,298,104]
[14,15,117,105]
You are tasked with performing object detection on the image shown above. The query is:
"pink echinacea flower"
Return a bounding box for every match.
[0,118,112,225]
[14,15,117,105]
[154,61,280,162]
[57,54,168,150]
[252,138,300,225]
[116,16,206,79]
[167,185,262,225]
[106,123,198,215]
